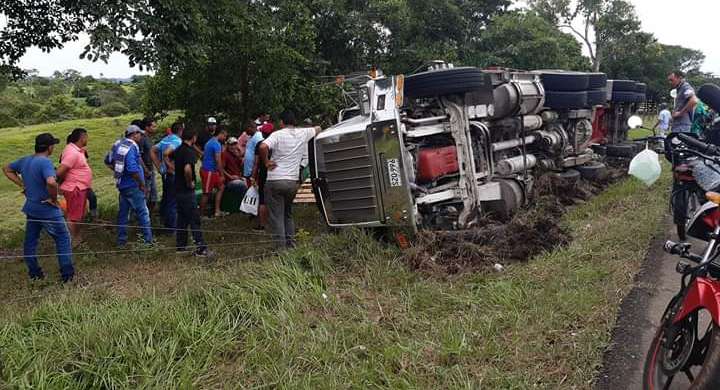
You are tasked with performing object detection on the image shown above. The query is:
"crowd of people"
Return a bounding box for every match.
[2,110,320,283]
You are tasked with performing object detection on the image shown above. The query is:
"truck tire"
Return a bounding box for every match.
[576,161,608,182]
[404,67,492,99]
[588,73,607,89]
[591,144,607,156]
[550,169,581,187]
[536,71,590,91]
[635,82,647,93]
[587,89,607,106]
[611,91,636,103]
[545,91,588,109]
[606,143,636,158]
[608,79,636,92]
[699,83,720,112]
[634,93,646,103]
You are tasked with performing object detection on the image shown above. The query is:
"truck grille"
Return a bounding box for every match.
[316,131,380,224]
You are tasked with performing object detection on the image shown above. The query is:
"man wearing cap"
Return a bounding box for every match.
[222,136,247,197]
[152,121,184,231]
[106,125,154,246]
[194,117,217,156]
[3,133,75,282]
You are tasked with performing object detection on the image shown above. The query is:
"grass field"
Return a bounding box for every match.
[0,109,673,390]
[0,114,178,244]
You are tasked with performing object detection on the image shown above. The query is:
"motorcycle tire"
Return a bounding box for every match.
[587,89,607,106]
[644,317,720,389]
[544,90,588,109]
[608,79,637,92]
[588,72,608,89]
[698,84,720,113]
[404,67,493,101]
[536,70,590,91]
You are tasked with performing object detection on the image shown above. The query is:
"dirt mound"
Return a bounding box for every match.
[403,163,628,274]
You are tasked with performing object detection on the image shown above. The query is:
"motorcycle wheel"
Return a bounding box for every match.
[672,187,701,241]
[644,311,720,390]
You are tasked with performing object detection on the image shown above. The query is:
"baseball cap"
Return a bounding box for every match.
[227,137,238,144]
[35,133,60,148]
[208,117,217,124]
[125,125,145,136]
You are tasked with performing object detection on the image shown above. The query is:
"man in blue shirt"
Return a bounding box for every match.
[107,125,153,246]
[243,121,262,179]
[3,133,75,282]
[200,127,227,217]
[151,121,183,231]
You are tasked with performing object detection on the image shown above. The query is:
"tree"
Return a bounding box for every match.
[471,11,590,71]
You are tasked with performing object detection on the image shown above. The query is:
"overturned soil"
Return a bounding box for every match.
[403,161,628,274]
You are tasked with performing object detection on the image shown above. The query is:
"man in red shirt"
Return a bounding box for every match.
[222,137,247,197]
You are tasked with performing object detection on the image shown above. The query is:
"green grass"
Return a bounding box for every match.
[0,164,672,389]
[0,114,178,244]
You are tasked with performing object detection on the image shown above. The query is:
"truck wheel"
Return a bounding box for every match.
[536,71,589,91]
[588,73,607,89]
[576,161,608,182]
[550,169,581,186]
[545,90,588,109]
[587,89,607,106]
[635,82,647,93]
[611,91,636,103]
[591,144,607,156]
[634,93,646,103]
[608,79,636,92]
[699,84,720,112]
[404,67,492,99]
[606,143,636,158]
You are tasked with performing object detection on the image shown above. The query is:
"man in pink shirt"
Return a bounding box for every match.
[57,128,93,245]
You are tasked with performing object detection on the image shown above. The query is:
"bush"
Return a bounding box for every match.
[98,101,130,117]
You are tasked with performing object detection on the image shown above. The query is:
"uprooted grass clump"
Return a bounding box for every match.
[403,166,628,274]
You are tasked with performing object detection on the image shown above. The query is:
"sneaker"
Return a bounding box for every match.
[62,274,74,283]
[30,272,46,281]
[193,248,214,258]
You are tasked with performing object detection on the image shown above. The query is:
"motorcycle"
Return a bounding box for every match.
[643,133,720,389]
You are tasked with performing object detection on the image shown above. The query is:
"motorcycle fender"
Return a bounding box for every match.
[673,277,720,326]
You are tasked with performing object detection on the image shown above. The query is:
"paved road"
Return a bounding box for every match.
[596,219,693,390]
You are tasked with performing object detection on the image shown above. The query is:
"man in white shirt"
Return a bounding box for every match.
[259,111,320,248]
[653,103,671,136]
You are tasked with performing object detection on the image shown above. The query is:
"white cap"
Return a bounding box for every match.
[208,117,217,124]
[227,137,238,144]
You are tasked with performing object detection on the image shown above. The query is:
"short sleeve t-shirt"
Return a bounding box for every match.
[202,137,222,172]
[658,110,671,130]
[173,143,197,194]
[263,127,316,181]
[155,134,182,174]
[9,155,64,219]
[59,143,93,192]
[140,136,154,171]
[243,132,264,177]
[222,150,243,177]
[673,81,696,131]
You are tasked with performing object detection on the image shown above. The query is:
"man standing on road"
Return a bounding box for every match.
[173,128,212,257]
[3,133,75,282]
[57,128,92,246]
[668,70,698,133]
[152,121,183,232]
[258,111,320,248]
[653,103,671,137]
[107,125,153,246]
[200,127,227,218]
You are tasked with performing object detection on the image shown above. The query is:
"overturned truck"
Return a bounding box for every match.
[309,62,641,235]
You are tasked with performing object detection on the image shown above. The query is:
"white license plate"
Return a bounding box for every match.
[386,158,403,187]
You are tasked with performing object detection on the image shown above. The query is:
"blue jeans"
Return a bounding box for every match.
[24,215,74,280]
[117,186,153,245]
[159,173,177,230]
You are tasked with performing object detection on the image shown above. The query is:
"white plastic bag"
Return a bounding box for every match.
[240,186,259,215]
[628,148,662,186]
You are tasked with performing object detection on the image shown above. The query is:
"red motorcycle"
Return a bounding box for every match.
[644,134,720,389]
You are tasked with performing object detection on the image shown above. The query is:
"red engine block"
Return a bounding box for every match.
[416,146,459,183]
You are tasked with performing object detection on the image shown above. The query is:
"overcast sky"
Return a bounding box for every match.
[15,0,720,77]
